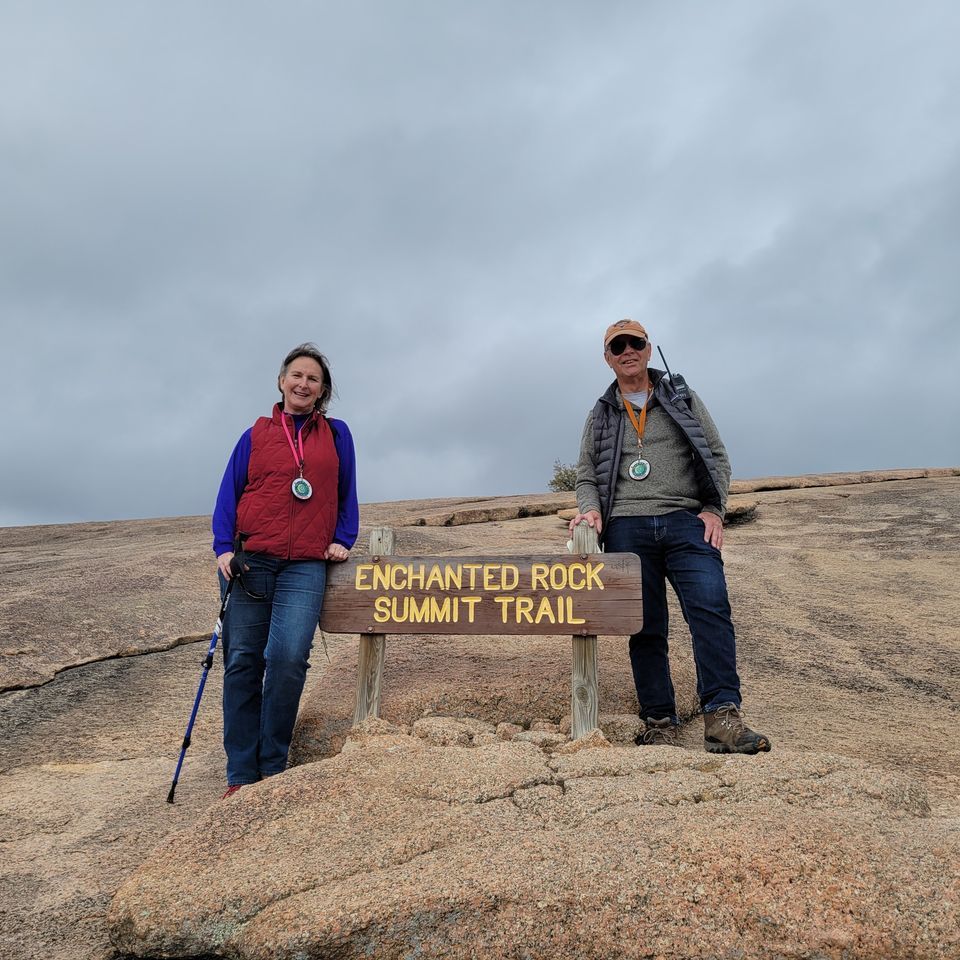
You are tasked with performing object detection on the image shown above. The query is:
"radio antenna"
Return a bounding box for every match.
[657,345,675,382]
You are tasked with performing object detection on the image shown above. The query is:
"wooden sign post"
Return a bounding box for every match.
[352,526,393,726]
[571,519,600,739]
[320,524,642,738]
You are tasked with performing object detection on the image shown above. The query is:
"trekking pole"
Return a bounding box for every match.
[166,573,236,804]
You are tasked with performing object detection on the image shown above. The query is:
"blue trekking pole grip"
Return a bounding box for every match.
[166,575,235,804]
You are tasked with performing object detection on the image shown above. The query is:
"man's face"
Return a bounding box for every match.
[605,334,652,381]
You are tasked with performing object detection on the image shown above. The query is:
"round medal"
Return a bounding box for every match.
[291,477,313,500]
[628,458,651,481]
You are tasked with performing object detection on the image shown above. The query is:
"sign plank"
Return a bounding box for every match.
[320,553,642,636]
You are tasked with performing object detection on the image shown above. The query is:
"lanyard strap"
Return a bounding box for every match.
[622,393,649,446]
[280,413,306,475]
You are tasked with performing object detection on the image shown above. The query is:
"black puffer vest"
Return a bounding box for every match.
[592,368,724,541]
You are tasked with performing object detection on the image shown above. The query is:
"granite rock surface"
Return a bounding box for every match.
[109,723,958,959]
[2,473,959,959]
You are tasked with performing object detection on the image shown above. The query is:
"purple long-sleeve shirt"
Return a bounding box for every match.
[212,415,359,556]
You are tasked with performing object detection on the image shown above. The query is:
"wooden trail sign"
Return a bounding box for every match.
[320,553,643,636]
[328,524,642,740]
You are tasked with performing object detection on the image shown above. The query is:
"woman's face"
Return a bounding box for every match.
[279,356,325,414]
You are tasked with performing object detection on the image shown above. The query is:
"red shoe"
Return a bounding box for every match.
[222,785,242,800]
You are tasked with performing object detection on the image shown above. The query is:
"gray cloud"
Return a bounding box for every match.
[2,1,959,527]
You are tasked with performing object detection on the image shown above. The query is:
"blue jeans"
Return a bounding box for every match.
[604,510,741,721]
[220,555,327,786]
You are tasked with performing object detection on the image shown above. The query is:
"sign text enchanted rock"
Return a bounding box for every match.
[320,554,642,635]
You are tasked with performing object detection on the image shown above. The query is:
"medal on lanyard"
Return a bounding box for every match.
[623,393,651,481]
[281,414,314,500]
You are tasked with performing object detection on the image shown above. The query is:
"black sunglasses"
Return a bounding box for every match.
[608,335,647,356]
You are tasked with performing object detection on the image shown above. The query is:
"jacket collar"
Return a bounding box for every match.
[599,367,667,409]
[271,402,322,429]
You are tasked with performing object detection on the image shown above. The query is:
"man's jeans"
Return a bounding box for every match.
[604,510,741,721]
[220,555,327,786]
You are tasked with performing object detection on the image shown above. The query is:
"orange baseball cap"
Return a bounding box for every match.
[603,319,648,348]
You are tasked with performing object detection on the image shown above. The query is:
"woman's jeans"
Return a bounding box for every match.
[604,510,741,721]
[219,555,327,786]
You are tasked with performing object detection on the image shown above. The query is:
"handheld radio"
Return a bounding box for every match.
[657,346,690,402]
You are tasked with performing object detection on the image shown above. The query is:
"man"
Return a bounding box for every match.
[569,319,770,754]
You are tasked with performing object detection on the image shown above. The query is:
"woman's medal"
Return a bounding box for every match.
[623,391,652,482]
[281,413,314,500]
[292,473,313,500]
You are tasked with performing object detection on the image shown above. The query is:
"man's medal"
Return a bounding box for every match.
[623,392,651,482]
[281,413,313,500]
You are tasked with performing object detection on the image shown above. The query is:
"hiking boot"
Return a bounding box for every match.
[221,785,242,800]
[636,716,679,747]
[703,705,771,754]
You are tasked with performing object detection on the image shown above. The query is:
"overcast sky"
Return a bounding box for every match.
[2,1,958,529]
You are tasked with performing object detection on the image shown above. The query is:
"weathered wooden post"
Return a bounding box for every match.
[352,526,395,725]
[570,520,600,739]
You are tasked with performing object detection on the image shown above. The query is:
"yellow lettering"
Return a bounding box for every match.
[462,564,483,589]
[494,596,514,622]
[444,565,462,590]
[567,563,585,590]
[586,562,604,590]
[391,596,409,623]
[355,564,373,590]
[501,564,519,590]
[531,563,549,590]
[483,565,499,591]
[534,596,557,624]
[424,565,445,590]
[429,596,452,622]
[408,597,431,623]
[373,596,391,623]
[390,565,407,591]
[549,564,568,590]
[407,564,426,589]
[515,597,534,623]
[565,596,585,624]
[461,596,481,623]
[372,564,390,590]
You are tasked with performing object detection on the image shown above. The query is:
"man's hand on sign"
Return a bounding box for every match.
[569,511,603,536]
[325,542,351,562]
[698,511,724,550]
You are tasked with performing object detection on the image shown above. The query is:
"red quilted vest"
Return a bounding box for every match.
[236,404,339,560]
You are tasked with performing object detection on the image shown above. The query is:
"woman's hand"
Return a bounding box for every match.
[217,551,236,579]
[325,543,350,562]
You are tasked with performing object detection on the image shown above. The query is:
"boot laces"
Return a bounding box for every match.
[714,705,746,733]
[641,718,676,744]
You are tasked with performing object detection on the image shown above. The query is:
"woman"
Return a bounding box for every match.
[212,342,358,798]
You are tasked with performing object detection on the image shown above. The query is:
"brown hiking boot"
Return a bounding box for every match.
[636,716,679,747]
[703,705,771,754]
